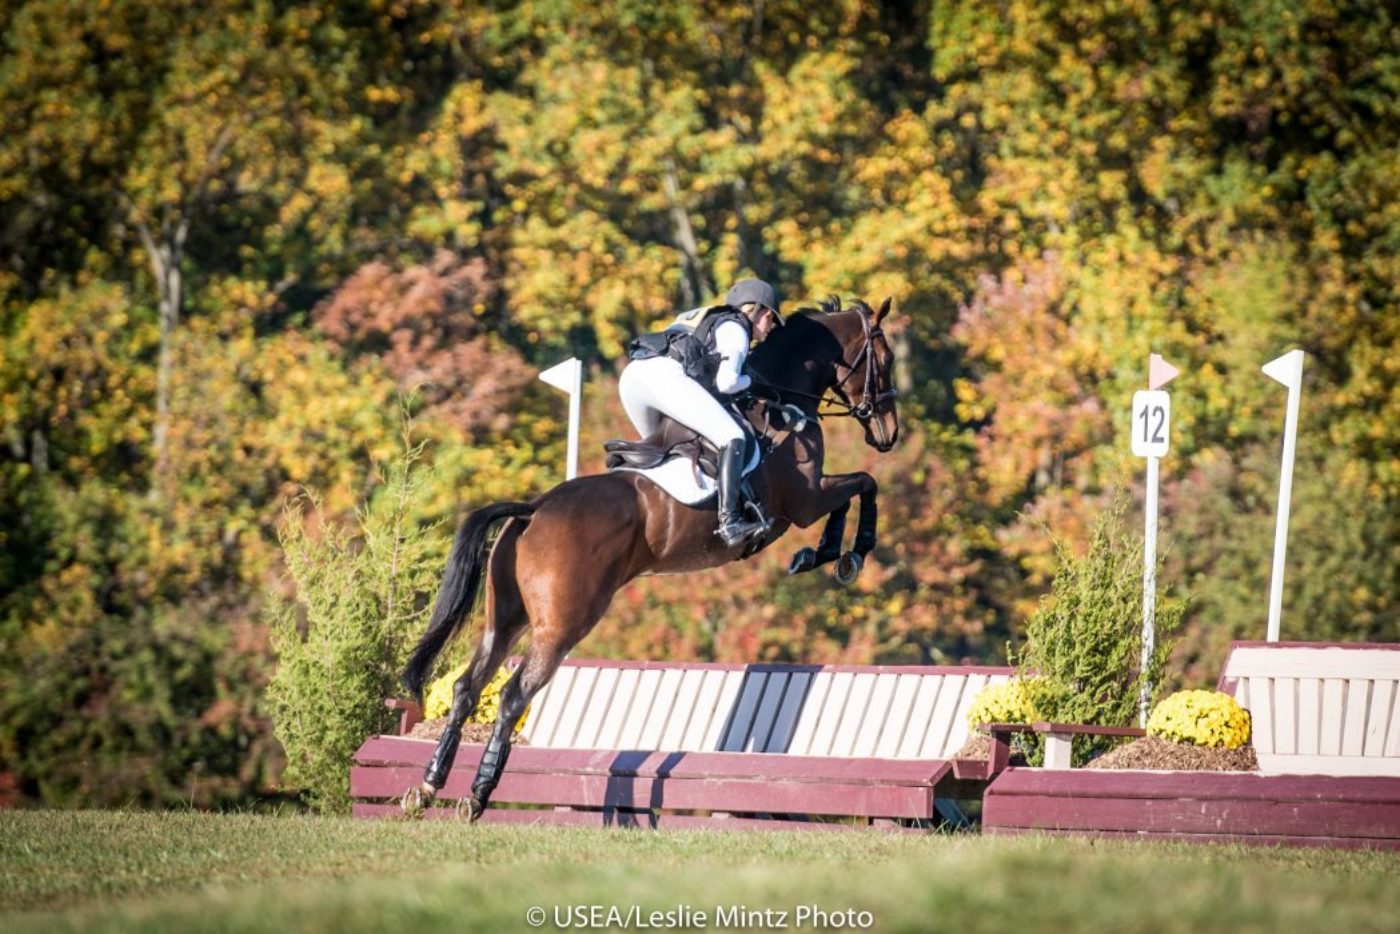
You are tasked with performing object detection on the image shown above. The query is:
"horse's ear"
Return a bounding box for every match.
[875,297,892,324]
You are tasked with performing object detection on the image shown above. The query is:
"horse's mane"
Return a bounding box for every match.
[748,295,866,383]
[784,295,871,322]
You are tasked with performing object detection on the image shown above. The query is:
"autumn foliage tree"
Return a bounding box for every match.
[1,0,1397,807]
[315,251,533,435]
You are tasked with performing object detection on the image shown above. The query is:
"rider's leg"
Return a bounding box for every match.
[618,360,766,545]
[618,358,669,437]
[715,438,768,546]
[622,358,740,448]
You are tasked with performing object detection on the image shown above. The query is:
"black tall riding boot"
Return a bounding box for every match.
[716,441,767,547]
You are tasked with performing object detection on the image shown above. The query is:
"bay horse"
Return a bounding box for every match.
[399,296,900,818]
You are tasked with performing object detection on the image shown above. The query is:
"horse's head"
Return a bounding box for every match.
[830,297,900,452]
[748,295,900,451]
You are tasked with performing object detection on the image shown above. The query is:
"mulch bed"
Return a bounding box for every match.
[1085,735,1257,771]
[951,734,1027,766]
[407,717,528,745]
[953,733,1257,771]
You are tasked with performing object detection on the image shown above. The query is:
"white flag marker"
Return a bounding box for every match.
[539,357,583,481]
[1134,354,1181,726]
[1262,349,1305,642]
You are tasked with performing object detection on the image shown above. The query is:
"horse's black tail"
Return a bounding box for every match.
[400,501,536,702]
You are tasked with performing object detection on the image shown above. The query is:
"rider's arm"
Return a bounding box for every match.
[712,320,752,395]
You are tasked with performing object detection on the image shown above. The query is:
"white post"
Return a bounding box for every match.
[1139,453,1160,727]
[1133,353,1180,727]
[1262,349,1305,643]
[539,357,583,481]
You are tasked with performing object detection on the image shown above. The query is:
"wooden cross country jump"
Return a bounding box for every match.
[353,659,1012,830]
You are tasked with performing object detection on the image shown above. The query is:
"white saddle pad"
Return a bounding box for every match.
[616,444,761,506]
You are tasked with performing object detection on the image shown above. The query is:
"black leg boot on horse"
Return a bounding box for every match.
[458,665,534,820]
[716,440,768,547]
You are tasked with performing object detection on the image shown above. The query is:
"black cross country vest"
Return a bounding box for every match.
[627,305,753,393]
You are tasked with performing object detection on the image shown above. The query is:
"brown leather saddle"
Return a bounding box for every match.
[605,415,771,557]
[604,416,761,491]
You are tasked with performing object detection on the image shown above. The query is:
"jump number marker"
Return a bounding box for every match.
[1134,354,1181,725]
[1131,391,1171,458]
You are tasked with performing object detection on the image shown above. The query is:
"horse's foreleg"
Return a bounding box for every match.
[789,502,847,574]
[787,472,875,578]
[853,483,878,557]
[834,477,879,585]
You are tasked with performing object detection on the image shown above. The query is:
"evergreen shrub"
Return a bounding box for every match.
[266,434,445,812]
[1013,501,1186,765]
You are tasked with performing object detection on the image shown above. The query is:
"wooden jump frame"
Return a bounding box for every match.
[1217,641,1400,776]
[352,659,1014,829]
[982,642,1400,849]
[355,642,1400,846]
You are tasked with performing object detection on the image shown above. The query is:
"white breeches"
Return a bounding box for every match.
[618,356,745,449]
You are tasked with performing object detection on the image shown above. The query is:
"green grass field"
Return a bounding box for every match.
[2,811,1398,932]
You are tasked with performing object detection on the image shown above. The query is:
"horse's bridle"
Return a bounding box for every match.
[750,308,898,427]
[831,310,899,422]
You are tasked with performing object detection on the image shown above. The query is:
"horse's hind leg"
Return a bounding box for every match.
[452,476,643,820]
[464,554,630,817]
[458,641,569,820]
[414,520,529,807]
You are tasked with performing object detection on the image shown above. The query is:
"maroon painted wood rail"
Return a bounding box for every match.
[353,736,951,829]
[982,768,1400,850]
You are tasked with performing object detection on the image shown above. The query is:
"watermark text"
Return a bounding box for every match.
[525,903,876,930]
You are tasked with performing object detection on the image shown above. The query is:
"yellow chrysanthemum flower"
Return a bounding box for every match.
[1147,690,1250,749]
[421,663,530,728]
[966,679,1041,731]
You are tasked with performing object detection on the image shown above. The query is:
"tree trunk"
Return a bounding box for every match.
[124,124,230,498]
[137,218,186,497]
[662,159,712,306]
[29,428,48,476]
[891,327,914,396]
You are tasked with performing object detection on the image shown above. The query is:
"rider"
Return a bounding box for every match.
[619,278,784,546]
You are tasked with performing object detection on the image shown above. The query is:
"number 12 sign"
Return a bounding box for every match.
[1132,390,1170,458]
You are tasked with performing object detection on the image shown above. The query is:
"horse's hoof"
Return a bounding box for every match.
[834,551,863,585]
[788,547,818,575]
[455,795,485,823]
[399,784,433,819]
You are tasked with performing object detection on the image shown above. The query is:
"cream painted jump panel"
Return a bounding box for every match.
[784,671,835,755]
[518,660,1012,760]
[896,675,944,759]
[1218,642,1400,777]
